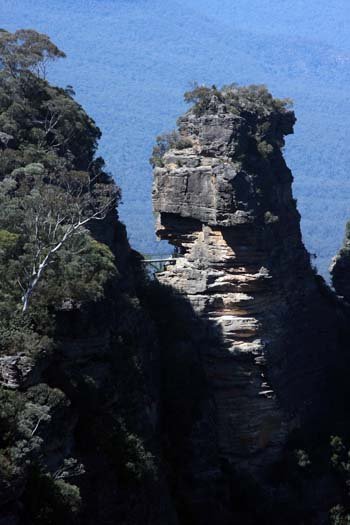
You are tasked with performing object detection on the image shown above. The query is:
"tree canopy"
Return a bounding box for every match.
[0,29,65,78]
[0,30,120,519]
[0,30,120,316]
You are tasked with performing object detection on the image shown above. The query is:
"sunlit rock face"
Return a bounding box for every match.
[153,86,339,471]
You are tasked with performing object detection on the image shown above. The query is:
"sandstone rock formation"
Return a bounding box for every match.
[153,85,340,478]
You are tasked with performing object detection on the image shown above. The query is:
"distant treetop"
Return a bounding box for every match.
[0,29,66,79]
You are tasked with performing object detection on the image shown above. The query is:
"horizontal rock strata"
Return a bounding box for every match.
[153,85,339,473]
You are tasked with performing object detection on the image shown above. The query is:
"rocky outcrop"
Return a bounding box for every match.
[0,354,37,389]
[153,85,340,479]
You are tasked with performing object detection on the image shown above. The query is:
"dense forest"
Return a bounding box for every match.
[0,29,120,523]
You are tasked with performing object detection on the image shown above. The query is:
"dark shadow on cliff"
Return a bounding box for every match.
[136,275,232,525]
[36,228,179,525]
[136,268,350,525]
[37,242,350,525]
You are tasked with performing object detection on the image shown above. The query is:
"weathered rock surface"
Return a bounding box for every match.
[0,354,39,389]
[153,86,341,481]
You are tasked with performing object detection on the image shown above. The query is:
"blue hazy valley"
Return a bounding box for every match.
[2,0,350,276]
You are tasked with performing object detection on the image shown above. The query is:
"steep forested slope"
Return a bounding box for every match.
[0,30,176,525]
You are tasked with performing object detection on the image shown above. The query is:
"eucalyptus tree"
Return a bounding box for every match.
[0,163,118,312]
[0,28,65,79]
[0,29,120,314]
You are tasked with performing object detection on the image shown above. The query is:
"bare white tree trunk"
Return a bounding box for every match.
[21,206,111,312]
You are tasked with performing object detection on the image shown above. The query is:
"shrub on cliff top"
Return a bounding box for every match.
[152,83,295,169]
[184,82,293,118]
[184,83,222,115]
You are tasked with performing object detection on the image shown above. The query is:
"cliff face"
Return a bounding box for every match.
[153,86,340,476]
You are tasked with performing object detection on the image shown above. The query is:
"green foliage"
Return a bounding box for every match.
[0,313,51,357]
[0,32,119,519]
[292,437,350,522]
[53,458,85,481]
[111,417,157,483]
[0,388,24,447]
[184,82,220,115]
[295,448,311,468]
[330,505,350,525]
[184,82,293,118]
[345,221,350,240]
[22,465,81,525]
[150,130,192,167]
[34,236,118,307]
[331,436,347,467]
[264,211,279,224]
[93,409,158,486]
[0,29,65,78]
[0,30,104,175]
[328,436,350,522]
[0,228,19,252]
[0,169,117,314]
[257,140,274,158]
[0,382,71,505]
[0,56,119,313]
[337,222,350,259]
